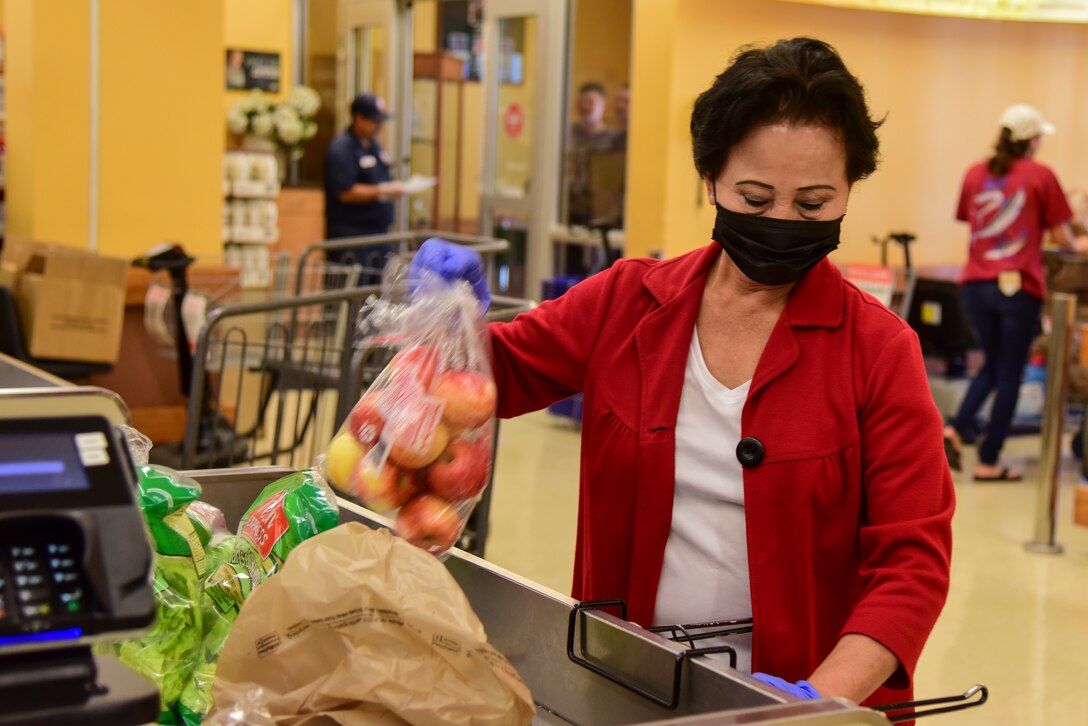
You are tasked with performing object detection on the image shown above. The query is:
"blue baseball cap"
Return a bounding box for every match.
[351,93,391,121]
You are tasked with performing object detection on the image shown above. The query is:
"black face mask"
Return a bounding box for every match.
[711,203,842,286]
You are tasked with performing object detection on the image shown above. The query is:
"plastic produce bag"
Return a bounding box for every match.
[210,523,535,725]
[107,467,338,725]
[203,468,340,620]
[103,465,226,723]
[183,469,341,725]
[119,424,153,465]
[320,266,496,555]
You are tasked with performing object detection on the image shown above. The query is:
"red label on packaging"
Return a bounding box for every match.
[376,368,446,453]
[241,490,290,559]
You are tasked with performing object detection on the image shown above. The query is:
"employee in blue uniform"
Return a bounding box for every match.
[324,93,407,278]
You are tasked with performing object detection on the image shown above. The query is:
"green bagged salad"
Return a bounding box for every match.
[102,466,338,725]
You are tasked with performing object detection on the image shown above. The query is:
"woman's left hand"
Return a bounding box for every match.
[752,673,821,700]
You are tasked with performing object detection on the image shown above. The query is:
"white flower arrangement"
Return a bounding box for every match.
[227,86,321,160]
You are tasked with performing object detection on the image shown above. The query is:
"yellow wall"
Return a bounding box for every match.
[625,0,1088,267]
[414,0,439,53]
[625,0,678,258]
[5,1,229,260]
[4,0,91,250]
[460,82,484,224]
[223,0,293,118]
[98,1,224,260]
[308,0,338,58]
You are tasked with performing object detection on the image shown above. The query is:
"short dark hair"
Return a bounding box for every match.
[579,81,605,97]
[988,128,1031,177]
[691,37,883,185]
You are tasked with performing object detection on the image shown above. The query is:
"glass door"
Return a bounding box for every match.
[340,0,413,230]
[480,0,568,298]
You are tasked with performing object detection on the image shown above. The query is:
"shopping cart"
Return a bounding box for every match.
[292,229,510,298]
[141,245,369,470]
[176,234,533,555]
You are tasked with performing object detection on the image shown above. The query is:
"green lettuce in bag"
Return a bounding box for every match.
[181,469,340,725]
[103,466,222,723]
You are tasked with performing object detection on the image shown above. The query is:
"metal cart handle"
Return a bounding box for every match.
[876,683,988,722]
[566,600,737,710]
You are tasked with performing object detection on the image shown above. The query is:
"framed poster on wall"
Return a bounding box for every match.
[225,49,282,92]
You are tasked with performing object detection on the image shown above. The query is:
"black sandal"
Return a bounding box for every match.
[943,435,962,472]
[973,467,1023,483]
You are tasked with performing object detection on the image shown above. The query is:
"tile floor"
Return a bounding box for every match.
[485,410,1088,725]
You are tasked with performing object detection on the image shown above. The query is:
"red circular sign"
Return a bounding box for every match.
[503,103,525,139]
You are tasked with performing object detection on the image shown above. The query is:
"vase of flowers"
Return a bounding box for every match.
[227,86,321,181]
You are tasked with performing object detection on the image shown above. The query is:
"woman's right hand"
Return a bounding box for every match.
[409,238,492,312]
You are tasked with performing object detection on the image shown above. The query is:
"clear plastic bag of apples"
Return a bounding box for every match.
[319,268,497,556]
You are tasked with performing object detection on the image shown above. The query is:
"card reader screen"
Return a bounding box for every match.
[0,433,92,495]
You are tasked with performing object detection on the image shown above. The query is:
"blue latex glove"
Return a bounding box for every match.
[752,673,821,700]
[409,238,491,313]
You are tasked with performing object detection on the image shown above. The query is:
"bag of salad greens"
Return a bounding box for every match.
[178,469,340,725]
[105,466,228,723]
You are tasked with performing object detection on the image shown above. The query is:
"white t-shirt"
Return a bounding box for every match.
[653,327,754,672]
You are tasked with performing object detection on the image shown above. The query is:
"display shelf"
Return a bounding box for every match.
[228,227,279,245]
[230,179,281,199]
[222,149,281,284]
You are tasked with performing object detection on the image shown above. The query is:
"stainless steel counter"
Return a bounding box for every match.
[191,467,890,726]
[0,351,69,388]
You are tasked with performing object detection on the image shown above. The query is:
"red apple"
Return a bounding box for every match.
[426,438,490,501]
[432,371,497,430]
[347,393,385,448]
[395,494,464,552]
[324,433,365,490]
[352,461,417,512]
[387,345,442,391]
[388,422,449,470]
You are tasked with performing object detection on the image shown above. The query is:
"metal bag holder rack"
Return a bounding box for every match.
[569,601,742,709]
[568,598,986,723]
[875,685,988,723]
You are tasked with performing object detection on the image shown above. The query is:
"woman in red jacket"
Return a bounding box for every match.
[415,37,953,711]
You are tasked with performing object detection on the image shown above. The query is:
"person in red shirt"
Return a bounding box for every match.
[415,38,953,712]
[944,104,1088,481]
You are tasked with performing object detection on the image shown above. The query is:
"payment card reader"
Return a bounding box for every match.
[0,415,158,724]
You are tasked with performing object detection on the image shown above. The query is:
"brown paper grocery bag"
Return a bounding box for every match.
[210,523,535,725]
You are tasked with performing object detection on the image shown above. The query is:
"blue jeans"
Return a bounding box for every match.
[950,281,1042,465]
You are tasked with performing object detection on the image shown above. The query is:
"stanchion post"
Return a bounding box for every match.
[1025,292,1076,554]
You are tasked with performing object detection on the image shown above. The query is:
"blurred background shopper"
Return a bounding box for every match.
[944,104,1088,481]
[414,37,953,711]
[567,81,620,226]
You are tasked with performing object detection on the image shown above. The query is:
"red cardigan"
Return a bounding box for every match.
[490,243,954,707]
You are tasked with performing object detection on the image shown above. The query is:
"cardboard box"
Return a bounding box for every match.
[1075,485,1088,528]
[10,242,129,364]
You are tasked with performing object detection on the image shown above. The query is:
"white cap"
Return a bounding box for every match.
[998,104,1055,142]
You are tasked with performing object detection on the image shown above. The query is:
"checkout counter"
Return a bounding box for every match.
[0,375,159,725]
[0,366,986,725]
